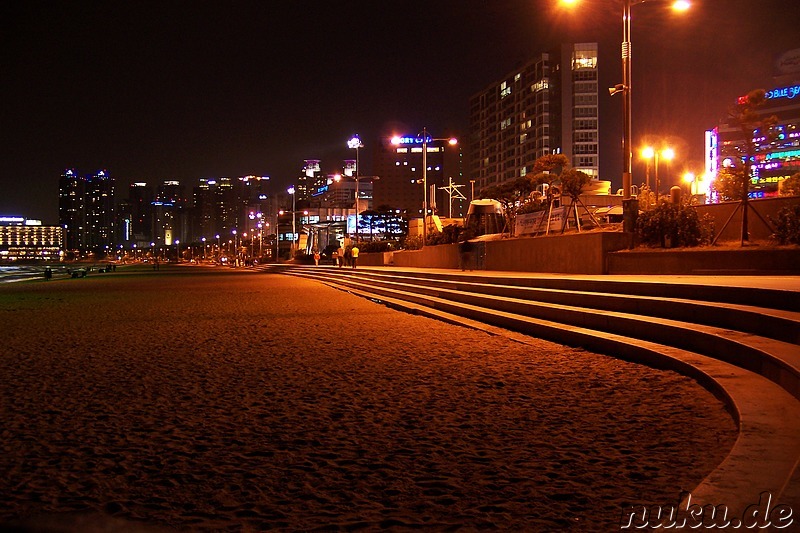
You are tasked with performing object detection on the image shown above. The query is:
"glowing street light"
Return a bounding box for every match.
[391,129,458,244]
[560,0,690,230]
[682,171,696,197]
[642,146,675,202]
[347,135,364,242]
[287,186,296,256]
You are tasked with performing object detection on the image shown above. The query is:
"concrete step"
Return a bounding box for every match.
[300,268,800,345]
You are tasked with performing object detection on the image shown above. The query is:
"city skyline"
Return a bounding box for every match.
[3,0,798,224]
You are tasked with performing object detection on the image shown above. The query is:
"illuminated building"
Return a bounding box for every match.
[706,84,800,200]
[0,216,63,261]
[297,160,325,201]
[373,135,463,216]
[58,169,85,251]
[468,43,600,192]
[57,169,115,252]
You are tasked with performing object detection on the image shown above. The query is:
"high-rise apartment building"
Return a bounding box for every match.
[58,169,115,252]
[58,169,85,251]
[468,43,599,192]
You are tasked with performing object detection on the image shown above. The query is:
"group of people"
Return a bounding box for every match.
[315,244,359,269]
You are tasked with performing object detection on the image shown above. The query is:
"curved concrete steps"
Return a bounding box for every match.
[263,265,800,517]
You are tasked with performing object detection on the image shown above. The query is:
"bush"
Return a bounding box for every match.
[402,235,424,250]
[770,205,800,245]
[636,202,711,248]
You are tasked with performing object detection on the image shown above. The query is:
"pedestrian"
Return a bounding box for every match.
[313,250,321,266]
[344,247,352,268]
[459,239,474,271]
[337,245,345,268]
[351,244,359,269]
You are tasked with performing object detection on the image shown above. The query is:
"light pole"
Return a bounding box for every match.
[175,240,180,263]
[347,135,363,242]
[201,237,206,260]
[391,130,457,245]
[643,146,675,202]
[562,0,690,230]
[287,186,296,256]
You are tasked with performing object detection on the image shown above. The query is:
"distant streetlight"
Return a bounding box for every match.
[201,237,206,259]
[287,186,296,256]
[642,146,675,202]
[682,171,696,198]
[391,129,458,244]
[347,135,363,242]
[175,239,180,263]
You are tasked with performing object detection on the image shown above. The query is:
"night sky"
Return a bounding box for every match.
[2,0,798,224]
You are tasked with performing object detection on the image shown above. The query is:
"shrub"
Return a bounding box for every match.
[770,205,800,245]
[402,235,424,250]
[636,202,711,248]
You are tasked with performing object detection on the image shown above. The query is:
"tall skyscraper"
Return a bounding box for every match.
[58,169,115,252]
[58,169,85,251]
[468,42,600,193]
[85,170,115,250]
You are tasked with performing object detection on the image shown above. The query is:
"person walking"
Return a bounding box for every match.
[337,245,345,268]
[351,244,359,269]
[313,250,320,266]
[343,247,352,268]
[459,239,474,271]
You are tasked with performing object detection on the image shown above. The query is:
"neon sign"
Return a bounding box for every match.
[765,85,800,100]
[392,135,431,145]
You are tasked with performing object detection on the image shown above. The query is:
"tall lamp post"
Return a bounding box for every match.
[561,0,690,231]
[642,146,675,202]
[391,129,457,245]
[347,135,363,243]
[287,186,296,256]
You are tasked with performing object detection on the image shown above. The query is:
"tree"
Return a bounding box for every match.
[713,89,777,245]
[780,173,800,196]
[479,176,536,236]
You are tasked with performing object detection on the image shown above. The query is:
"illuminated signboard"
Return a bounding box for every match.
[392,135,430,145]
[765,85,800,100]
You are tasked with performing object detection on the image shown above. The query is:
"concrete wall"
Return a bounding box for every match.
[607,247,800,275]
[356,251,394,266]
[485,231,631,274]
[391,244,459,269]
[390,231,632,274]
[695,196,800,242]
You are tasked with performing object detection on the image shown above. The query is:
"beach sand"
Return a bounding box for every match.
[0,266,737,530]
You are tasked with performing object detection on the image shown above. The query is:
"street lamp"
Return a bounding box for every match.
[201,237,206,260]
[561,0,690,230]
[682,172,695,199]
[347,135,363,242]
[642,146,675,202]
[287,186,296,256]
[391,129,458,245]
[175,240,180,263]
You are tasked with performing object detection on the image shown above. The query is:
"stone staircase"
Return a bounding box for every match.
[261,264,800,517]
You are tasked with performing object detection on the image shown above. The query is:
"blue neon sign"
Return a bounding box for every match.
[766,85,800,100]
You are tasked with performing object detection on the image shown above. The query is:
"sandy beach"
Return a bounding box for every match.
[0,265,737,531]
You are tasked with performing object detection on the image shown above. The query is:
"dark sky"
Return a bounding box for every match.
[2,0,798,224]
